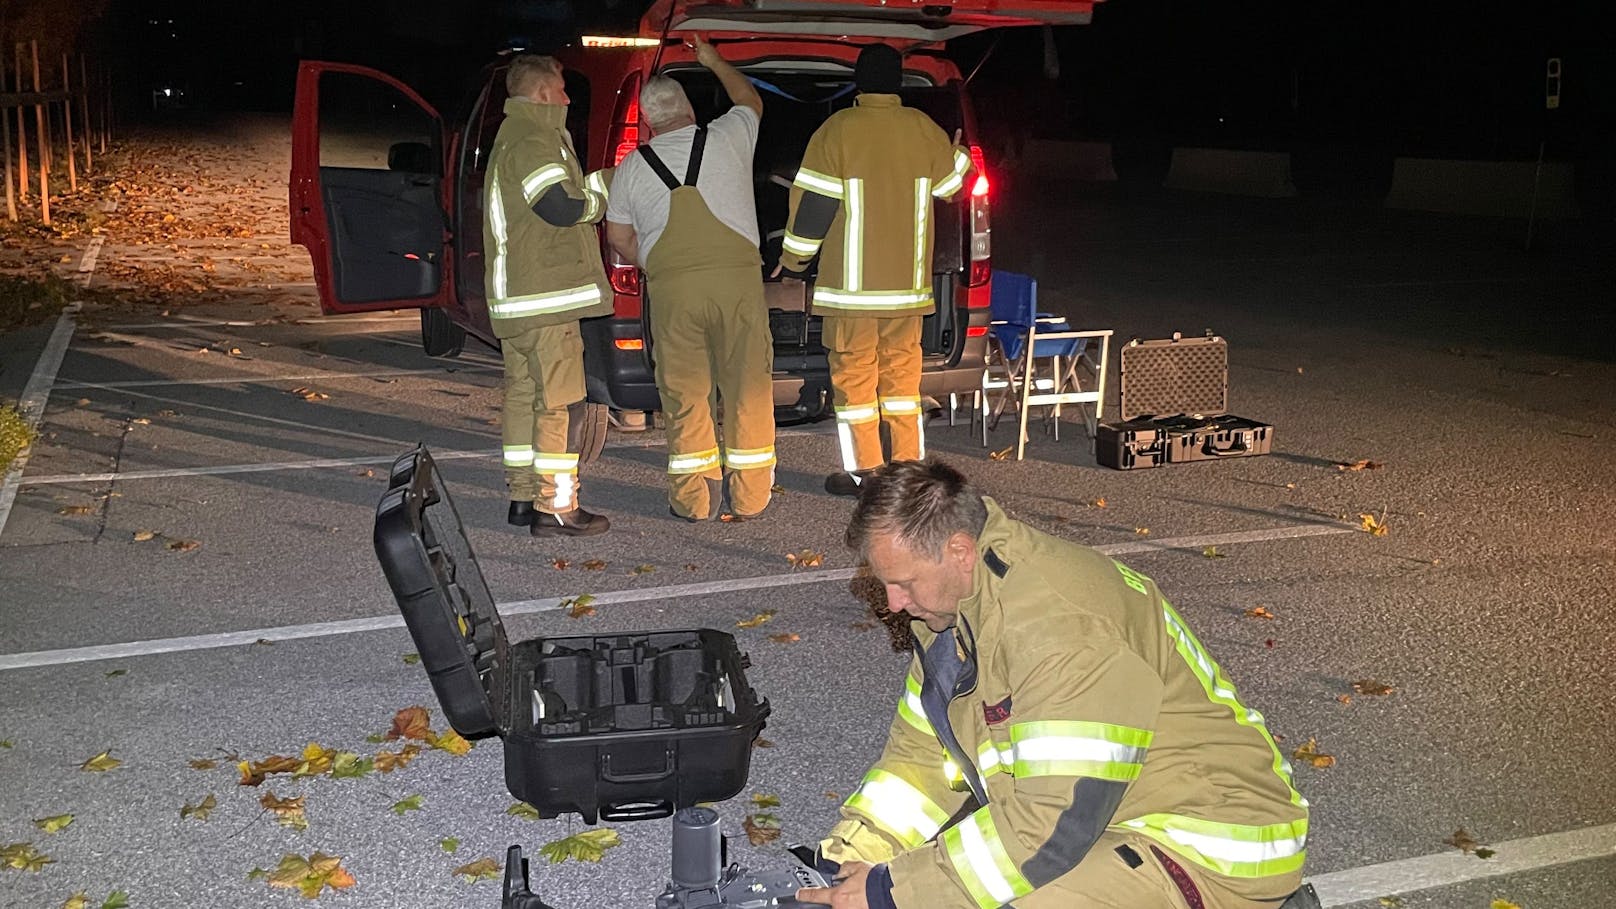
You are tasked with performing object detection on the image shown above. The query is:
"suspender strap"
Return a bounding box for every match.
[684,126,708,186]
[637,144,681,191]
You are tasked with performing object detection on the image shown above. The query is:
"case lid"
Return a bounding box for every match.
[1118,332,1229,421]
[373,445,508,739]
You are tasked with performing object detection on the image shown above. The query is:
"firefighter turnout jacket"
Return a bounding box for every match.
[482,98,613,337]
[822,499,1309,908]
[779,93,971,317]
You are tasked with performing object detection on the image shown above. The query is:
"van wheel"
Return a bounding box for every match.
[572,402,610,466]
[420,307,465,358]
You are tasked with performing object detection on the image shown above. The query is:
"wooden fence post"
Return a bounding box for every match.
[61,53,77,190]
[79,54,92,173]
[2,43,16,221]
[31,39,49,224]
[14,44,27,204]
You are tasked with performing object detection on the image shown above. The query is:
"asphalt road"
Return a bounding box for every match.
[2,143,1614,909]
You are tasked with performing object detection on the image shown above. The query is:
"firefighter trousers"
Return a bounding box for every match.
[824,314,924,473]
[500,322,586,515]
[647,265,776,519]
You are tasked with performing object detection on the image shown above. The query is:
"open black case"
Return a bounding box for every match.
[373,445,770,824]
[1096,333,1273,470]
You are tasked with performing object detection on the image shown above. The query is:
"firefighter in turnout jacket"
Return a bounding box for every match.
[778,44,972,498]
[799,461,1310,909]
[606,38,776,521]
[483,55,614,537]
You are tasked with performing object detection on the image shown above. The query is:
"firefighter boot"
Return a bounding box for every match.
[530,508,610,538]
[508,501,537,527]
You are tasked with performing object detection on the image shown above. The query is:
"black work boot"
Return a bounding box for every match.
[824,469,875,498]
[530,507,610,538]
[507,500,537,527]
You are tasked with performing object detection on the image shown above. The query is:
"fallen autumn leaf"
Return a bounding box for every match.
[537,828,621,864]
[454,857,501,883]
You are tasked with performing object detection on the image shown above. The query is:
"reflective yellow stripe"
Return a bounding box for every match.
[521,163,570,205]
[487,160,510,299]
[532,453,579,474]
[942,809,1034,909]
[933,147,970,198]
[585,169,609,199]
[579,190,604,224]
[844,178,864,291]
[793,167,844,199]
[723,447,776,469]
[668,448,721,475]
[835,403,880,425]
[1118,814,1308,879]
[897,674,934,736]
[502,445,535,467]
[550,471,576,511]
[781,231,822,257]
[879,396,922,414]
[488,283,603,319]
[812,287,934,312]
[844,769,950,850]
[914,177,930,291]
[976,739,1013,777]
[1008,720,1151,781]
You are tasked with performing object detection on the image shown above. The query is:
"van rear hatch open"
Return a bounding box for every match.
[644,0,1096,41]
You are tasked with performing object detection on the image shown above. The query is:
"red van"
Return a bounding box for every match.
[289,0,1091,449]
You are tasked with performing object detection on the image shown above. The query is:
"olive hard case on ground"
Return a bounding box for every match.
[373,445,769,824]
[1096,333,1273,470]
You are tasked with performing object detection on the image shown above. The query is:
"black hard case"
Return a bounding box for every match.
[373,446,769,824]
[1097,334,1273,469]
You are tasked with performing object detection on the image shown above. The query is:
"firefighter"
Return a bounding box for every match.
[777,44,972,498]
[484,55,614,537]
[798,460,1311,909]
[605,37,775,521]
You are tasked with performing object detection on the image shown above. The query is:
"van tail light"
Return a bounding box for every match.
[602,72,644,297]
[965,144,991,288]
[609,259,641,295]
[614,337,644,350]
[610,74,642,166]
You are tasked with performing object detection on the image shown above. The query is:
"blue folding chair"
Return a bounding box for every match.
[977,271,1113,460]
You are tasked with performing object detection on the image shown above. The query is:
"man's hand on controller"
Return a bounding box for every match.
[796,860,872,909]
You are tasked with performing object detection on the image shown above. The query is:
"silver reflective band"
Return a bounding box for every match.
[488,285,603,318]
[835,405,879,423]
[532,456,580,473]
[668,452,721,472]
[503,445,536,467]
[933,148,970,198]
[551,472,576,511]
[724,450,776,467]
[585,170,609,198]
[880,399,921,413]
[488,161,511,299]
[1015,736,1147,766]
[955,814,1018,904]
[913,177,931,291]
[793,167,844,199]
[782,232,822,256]
[813,288,933,308]
[522,163,570,204]
[844,178,864,291]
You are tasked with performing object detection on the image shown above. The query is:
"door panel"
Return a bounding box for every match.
[290,61,450,314]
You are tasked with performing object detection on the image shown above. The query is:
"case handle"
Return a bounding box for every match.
[1201,434,1251,457]
[599,800,675,822]
[600,749,675,783]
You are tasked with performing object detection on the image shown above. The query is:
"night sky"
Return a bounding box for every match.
[61,0,1612,207]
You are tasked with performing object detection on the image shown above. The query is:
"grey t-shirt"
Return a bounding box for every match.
[605,105,760,267]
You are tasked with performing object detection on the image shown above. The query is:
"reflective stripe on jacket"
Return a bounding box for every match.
[822,499,1309,908]
[780,93,969,317]
[481,99,612,338]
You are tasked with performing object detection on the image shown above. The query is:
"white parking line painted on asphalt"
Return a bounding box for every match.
[0,302,83,540]
[101,314,418,330]
[15,428,828,486]
[1307,821,1616,906]
[56,365,501,390]
[0,522,1354,671]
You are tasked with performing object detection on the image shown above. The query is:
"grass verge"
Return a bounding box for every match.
[0,272,72,335]
[0,403,34,475]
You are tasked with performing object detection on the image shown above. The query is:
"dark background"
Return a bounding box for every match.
[11,0,1610,209]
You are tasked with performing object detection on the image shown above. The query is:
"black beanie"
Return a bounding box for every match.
[854,44,903,94]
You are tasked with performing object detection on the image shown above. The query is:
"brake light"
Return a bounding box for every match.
[613,96,640,165]
[966,325,989,338]
[609,74,642,166]
[614,337,644,350]
[609,263,641,295]
[965,144,991,287]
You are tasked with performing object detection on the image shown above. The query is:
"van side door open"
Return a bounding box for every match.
[290,61,451,315]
